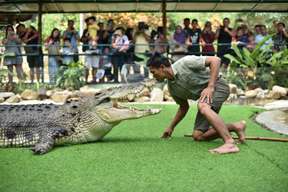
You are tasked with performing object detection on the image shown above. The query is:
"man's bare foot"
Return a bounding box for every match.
[209,143,239,154]
[233,120,246,143]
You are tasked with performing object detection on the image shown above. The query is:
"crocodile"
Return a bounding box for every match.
[0,81,160,154]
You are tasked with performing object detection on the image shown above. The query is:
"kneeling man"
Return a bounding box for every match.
[147,54,246,154]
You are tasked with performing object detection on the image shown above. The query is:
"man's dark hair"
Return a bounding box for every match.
[138,22,145,31]
[192,19,198,23]
[16,23,25,30]
[115,27,125,33]
[146,53,171,68]
[184,18,190,22]
[157,26,164,34]
[277,22,285,28]
[85,16,96,23]
[223,17,230,22]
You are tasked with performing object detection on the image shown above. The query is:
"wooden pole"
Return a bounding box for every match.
[38,0,44,83]
[161,0,167,40]
[184,134,288,142]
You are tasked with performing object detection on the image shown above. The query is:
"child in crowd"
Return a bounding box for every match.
[84,35,100,83]
[62,37,74,65]
[87,16,98,41]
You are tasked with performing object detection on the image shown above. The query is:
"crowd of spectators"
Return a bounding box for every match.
[1,16,287,84]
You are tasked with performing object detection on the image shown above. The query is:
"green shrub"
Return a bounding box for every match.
[0,68,8,90]
[224,35,288,89]
[56,61,85,90]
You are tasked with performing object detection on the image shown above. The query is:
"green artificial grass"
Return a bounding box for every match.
[1,104,288,192]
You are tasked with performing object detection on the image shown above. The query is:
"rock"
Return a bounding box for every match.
[0,97,5,103]
[139,87,150,97]
[236,88,245,96]
[238,96,247,105]
[164,95,174,102]
[150,87,163,102]
[38,88,48,100]
[255,88,265,99]
[245,90,258,98]
[0,92,15,99]
[255,110,288,135]
[268,85,288,99]
[13,99,58,105]
[264,100,288,110]
[70,90,81,99]
[79,86,100,97]
[5,95,21,103]
[50,91,72,103]
[135,96,150,102]
[229,84,237,94]
[21,89,39,100]
[46,90,54,98]
[227,93,238,102]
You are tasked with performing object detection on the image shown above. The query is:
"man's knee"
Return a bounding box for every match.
[197,102,211,115]
[192,131,204,141]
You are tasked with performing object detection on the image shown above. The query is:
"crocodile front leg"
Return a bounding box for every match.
[32,127,68,154]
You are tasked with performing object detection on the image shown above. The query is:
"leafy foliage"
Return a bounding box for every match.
[0,68,8,90]
[266,48,288,87]
[224,35,276,89]
[56,61,85,90]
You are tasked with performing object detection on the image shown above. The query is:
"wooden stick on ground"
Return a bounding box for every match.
[184,135,288,142]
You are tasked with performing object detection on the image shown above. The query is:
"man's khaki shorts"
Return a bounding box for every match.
[194,78,230,133]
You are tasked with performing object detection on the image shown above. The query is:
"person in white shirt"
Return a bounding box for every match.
[111,27,129,83]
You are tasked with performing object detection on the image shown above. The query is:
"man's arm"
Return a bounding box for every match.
[282,28,288,38]
[215,28,220,40]
[161,100,189,138]
[224,28,234,37]
[199,56,221,104]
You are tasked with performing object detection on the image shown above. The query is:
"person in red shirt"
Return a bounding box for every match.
[201,21,216,56]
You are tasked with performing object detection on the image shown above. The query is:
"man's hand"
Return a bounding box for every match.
[161,127,174,139]
[199,86,215,104]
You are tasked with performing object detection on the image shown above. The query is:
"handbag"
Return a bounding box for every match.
[48,44,60,56]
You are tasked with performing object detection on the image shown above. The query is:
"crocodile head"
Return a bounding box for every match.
[65,80,160,124]
[95,102,161,124]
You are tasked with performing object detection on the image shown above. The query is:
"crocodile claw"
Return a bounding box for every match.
[31,143,51,155]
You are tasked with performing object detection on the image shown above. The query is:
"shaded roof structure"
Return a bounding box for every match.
[0,0,288,13]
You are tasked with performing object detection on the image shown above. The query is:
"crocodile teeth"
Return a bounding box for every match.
[127,94,135,101]
[112,100,118,108]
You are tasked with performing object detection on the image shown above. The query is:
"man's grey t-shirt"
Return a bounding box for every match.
[168,55,228,106]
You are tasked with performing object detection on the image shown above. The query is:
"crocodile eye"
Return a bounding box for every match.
[72,105,78,109]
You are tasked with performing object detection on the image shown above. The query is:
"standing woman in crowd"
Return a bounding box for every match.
[111,27,129,83]
[45,28,61,84]
[200,21,216,56]
[2,25,23,83]
[171,25,187,60]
